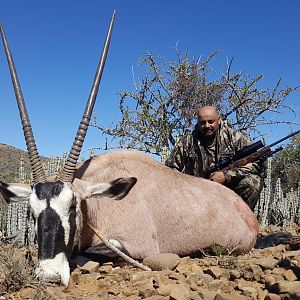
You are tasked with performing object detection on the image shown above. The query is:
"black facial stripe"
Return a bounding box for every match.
[37,204,77,260]
[37,208,66,260]
[35,181,64,203]
[67,204,77,259]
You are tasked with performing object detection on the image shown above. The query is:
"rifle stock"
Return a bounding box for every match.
[224,146,271,172]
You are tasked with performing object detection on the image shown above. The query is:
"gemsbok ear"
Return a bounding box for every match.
[73,177,137,200]
[0,180,32,202]
[101,177,137,200]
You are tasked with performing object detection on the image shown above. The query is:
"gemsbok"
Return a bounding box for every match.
[0,13,259,286]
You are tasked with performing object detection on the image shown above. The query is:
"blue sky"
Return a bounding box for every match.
[0,1,299,158]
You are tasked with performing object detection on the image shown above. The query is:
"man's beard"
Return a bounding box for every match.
[201,129,216,138]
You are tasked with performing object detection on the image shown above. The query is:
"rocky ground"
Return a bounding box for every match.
[0,225,300,300]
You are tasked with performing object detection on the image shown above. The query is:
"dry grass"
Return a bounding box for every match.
[0,244,56,299]
[0,244,36,293]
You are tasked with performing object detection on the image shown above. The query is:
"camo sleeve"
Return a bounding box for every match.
[164,135,191,172]
[222,130,264,185]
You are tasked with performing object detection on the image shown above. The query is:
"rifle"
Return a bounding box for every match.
[204,129,300,177]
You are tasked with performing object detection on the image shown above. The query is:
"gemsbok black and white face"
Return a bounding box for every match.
[0,12,116,286]
[30,181,80,285]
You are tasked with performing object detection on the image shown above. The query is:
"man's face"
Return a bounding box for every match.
[197,109,220,138]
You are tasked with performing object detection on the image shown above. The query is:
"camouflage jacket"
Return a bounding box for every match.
[165,121,264,186]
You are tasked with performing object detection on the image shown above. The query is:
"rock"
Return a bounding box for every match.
[153,272,173,287]
[168,271,181,280]
[45,286,68,300]
[121,286,140,297]
[169,283,190,300]
[156,283,176,296]
[264,294,281,300]
[143,253,180,271]
[251,257,279,270]
[215,293,250,300]
[198,273,215,285]
[271,267,286,276]
[257,288,269,300]
[138,278,155,298]
[238,286,258,298]
[282,269,298,281]
[217,281,235,294]
[235,278,260,298]
[80,261,99,274]
[229,269,241,280]
[144,296,168,300]
[282,249,300,258]
[198,287,218,300]
[99,264,113,274]
[269,280,300,296]
[190,264,204,273]
[70,269,81,285]
[248,263,263,280]
[261,274,278,288]
[190,290,203,300]
[130,271,154,283]
[203,266,224,279]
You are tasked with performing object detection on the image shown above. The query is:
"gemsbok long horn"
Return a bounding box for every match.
[0,23,46,184]
[59,11,115,182]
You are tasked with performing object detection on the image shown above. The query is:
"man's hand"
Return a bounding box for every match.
[208,171,226,185]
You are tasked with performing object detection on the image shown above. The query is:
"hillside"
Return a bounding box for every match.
[0,144,31,182]
[0,143,50,207]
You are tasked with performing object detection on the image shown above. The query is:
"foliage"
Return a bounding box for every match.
[271,134,300,193]
[0,244,51,299]
[207,244,229,256]
[93,48,296,156]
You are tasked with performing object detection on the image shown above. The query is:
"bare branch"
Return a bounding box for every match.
[91,46,296,155]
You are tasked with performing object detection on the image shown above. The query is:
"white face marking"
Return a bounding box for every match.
[29,191,47,217]
[35,252,70,286]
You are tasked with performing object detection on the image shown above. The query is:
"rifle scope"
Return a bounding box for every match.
[233,140,264,161]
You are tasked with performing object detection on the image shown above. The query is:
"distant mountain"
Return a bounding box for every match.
[0,144,30,182]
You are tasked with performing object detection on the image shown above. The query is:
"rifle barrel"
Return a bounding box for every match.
[268,130,300,148]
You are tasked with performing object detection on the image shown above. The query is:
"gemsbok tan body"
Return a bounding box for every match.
[0,13,259,286]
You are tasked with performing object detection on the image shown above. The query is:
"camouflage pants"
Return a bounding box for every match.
[231,175,263,211]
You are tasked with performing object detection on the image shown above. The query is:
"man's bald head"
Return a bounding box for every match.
[197,106,221,139]
[197,106,219,119]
